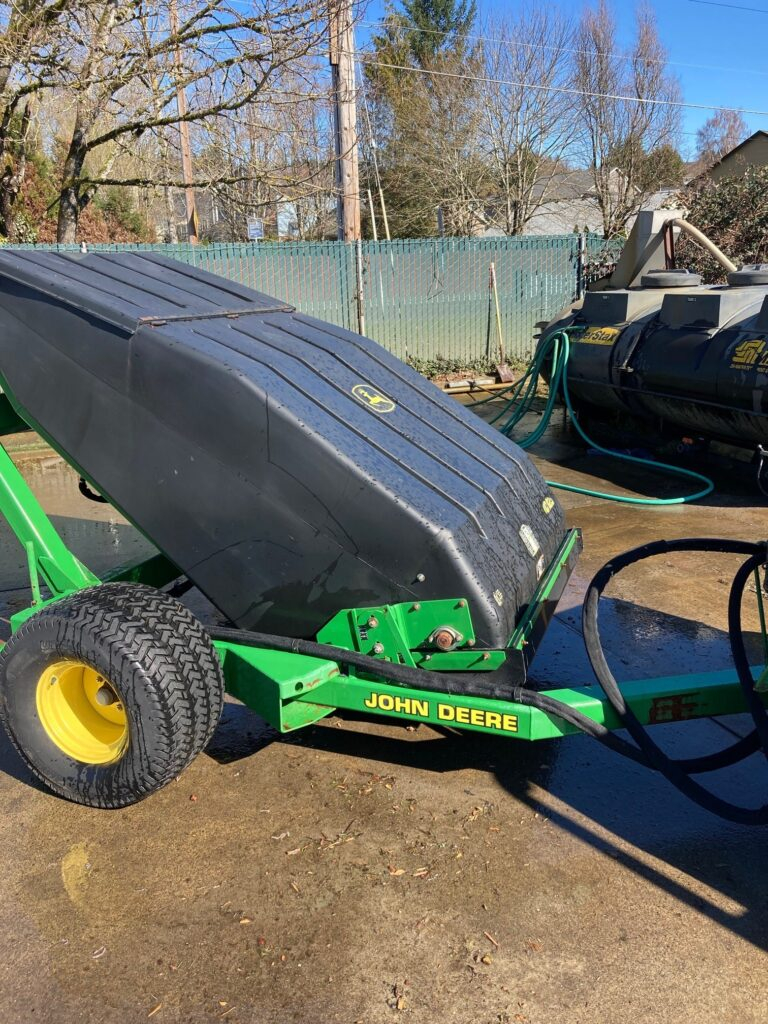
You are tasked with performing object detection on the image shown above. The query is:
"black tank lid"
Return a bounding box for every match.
[640,269,702,288]
[727,264,768,286]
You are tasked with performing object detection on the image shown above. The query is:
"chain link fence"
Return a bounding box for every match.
[8,234,621,369]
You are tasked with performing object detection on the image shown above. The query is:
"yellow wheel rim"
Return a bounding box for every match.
[36,660,128,765]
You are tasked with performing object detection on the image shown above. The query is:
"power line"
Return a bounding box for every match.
[354,53,768,117]
[687,0,768,12]
[359,17,768,77]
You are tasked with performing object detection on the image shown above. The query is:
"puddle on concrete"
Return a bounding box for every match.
[0,456,155,591]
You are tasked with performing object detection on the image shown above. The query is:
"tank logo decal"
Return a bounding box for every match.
[542,496,555,515]
[579,326,620,346]
[351,384,396,413]
[729,338,768,370]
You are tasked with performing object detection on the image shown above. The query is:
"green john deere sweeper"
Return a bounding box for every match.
[0,249,764,824]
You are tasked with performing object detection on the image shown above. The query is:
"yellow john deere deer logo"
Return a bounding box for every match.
[351,384,396,413]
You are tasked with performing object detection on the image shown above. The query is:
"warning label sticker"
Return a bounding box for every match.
[519,523,541,557]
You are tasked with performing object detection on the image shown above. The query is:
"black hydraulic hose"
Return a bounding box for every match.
[212,537,768,823]
[583,538,768,825]
[211,627,666,764]
[212,602,759,776]
[511,685,760,773]
[210,626,519,700]
[213,626,671,763]
[728,554,768,759]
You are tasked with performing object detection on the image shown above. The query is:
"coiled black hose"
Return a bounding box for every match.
[211,537,768,824]
[582,538,768,825]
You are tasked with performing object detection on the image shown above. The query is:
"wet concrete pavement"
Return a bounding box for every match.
[0,426,767,1023]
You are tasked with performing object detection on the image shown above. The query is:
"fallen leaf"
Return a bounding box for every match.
[147,1004,163,1019]
[189,794,198,803]
[481,953,493,965]
[239,917,253,925]
[388,866,406,876]
[286,848,301,857]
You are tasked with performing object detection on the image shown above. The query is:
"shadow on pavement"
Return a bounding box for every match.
[201,595,768,955]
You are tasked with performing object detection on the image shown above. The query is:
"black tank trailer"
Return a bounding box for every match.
[0,250,569,648]
[540,265,768,447]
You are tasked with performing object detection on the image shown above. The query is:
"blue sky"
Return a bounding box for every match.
[358,0,768,159]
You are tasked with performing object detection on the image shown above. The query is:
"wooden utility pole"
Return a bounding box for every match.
[169,0,199,244]
[329,0,361,241]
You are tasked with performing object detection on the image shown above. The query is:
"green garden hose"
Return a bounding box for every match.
[481,328,714,505]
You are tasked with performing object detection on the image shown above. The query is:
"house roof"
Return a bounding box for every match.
[529,169,597,201]
[701,129,768,175]
[718,129,768,161]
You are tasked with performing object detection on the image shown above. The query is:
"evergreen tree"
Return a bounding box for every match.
[399,0,477,64]
[364,0,481,237]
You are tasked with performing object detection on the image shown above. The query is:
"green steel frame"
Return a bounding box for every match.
[0,404,761,746]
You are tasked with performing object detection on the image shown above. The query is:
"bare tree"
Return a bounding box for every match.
[481,8,578,235]
[400,51,489,235]
[194,67,335,241]
[50,0,328,241]
[574,0,681,238]
[696,109,749,169]
[0,1,80,239]
[364,2,490,236]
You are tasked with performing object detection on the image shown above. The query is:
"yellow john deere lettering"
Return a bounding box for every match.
[363,692,519,733]
[578,326,621,346]
[351,384,396,413]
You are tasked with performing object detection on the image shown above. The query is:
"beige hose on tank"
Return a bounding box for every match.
[665,217,737,274]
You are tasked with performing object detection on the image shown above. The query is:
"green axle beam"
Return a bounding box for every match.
[214,639,764,741]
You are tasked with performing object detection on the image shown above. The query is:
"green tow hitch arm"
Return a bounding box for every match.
[0,444,98,604]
